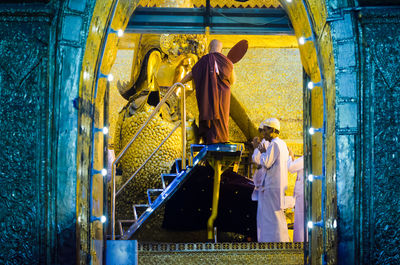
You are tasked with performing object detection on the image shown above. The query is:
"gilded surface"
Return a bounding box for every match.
[114,106,183,209]
[160,34,207,58]
[110,37,303,143]
[317,22,337,265]
[88,1,338,263]
[119,34,298,50]
[307,0,328,38]
[78,0,139,264]
[77,1,139,264]
[230,47,303,140]
[109,50,133,141]
[110,33,222,242]
[281,0,320,80]
[138,242,303,265]
[109,37,303,208]
[78,0,114,263]
[281,0,337,263]
[138,0,281,8]
[209,0,281,8]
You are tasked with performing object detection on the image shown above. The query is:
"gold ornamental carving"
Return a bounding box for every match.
[138,0,281,8]
[209,0,281,8]
[160,34,207,59]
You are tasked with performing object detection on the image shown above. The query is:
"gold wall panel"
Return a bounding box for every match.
[230,47,303,140]
[281,1,320,80]
[307,0,328,38]
[279,0,337,263]
[210,0,281,8]
[100,34,119,76]
[78,0,139,264]
[119,34,298,50]
[78,0,115,263]
[108,49,133,146]
[139,0,195,7]
[212,35,298,49]
[313,7,337,264]
[111,0,139,32]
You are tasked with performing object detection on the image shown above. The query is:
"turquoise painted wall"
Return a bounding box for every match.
[0,1,96,263]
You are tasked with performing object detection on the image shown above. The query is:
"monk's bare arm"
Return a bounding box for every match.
[229,69,236,86]
[180,71,193,84]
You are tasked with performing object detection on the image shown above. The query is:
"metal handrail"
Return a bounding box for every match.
[180,82,186,169]
[116,121,181,196]
[111,82,186,239]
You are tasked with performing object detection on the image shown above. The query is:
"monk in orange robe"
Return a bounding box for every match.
[181,39,236,144]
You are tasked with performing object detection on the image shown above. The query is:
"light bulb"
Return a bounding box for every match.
[307,221,313,229]
[107,74,114,82]
[102,127,109,135]
[309,127,315,135]
[308,174,314,182]
[83,71,90,80]
[117,29,124,37]
[100,215,107,223]
[101,168,107,176]
[299,37,305,45]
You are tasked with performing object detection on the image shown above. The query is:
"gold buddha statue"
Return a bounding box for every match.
[113,34,206,225]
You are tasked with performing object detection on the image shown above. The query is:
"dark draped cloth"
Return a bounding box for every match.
[191,52,233,144]
[162,165,257,240]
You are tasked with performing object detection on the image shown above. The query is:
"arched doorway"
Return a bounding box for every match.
[76,0,337,264]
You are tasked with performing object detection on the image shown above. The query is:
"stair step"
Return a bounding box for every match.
[147,189,164,204]
[172,158,189,174]
[120,143,244,240]
[161,173,177,189]
[191,144,205,158]
[188,144,206,167]
[132,204,150,221]
[117,219,136,237]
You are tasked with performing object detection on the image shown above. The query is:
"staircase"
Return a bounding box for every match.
[117,142,244,240]
[106,82,305,264]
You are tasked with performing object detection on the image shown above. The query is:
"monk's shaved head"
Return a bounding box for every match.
[209,39,223,53]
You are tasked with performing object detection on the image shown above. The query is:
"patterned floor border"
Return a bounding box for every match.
[139,242,304,252]
[138,242,305,265]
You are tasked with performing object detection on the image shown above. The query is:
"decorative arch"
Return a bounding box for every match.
[76,0,339,263]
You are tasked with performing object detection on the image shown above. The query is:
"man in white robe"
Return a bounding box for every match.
[251,122,269,201]
[288,153,305,242]
[252,118,290,242]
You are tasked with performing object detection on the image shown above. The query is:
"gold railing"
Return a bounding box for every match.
[110,82,186,239]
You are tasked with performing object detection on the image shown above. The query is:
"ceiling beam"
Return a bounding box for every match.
[126,7,294,35]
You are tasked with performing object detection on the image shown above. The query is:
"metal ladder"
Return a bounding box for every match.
[117,143,244,240]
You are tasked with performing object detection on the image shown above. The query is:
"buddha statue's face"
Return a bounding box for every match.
[173,54,197,91]
[157,53,198,91]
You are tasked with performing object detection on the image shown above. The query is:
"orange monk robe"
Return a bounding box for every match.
[191,52,233,144]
